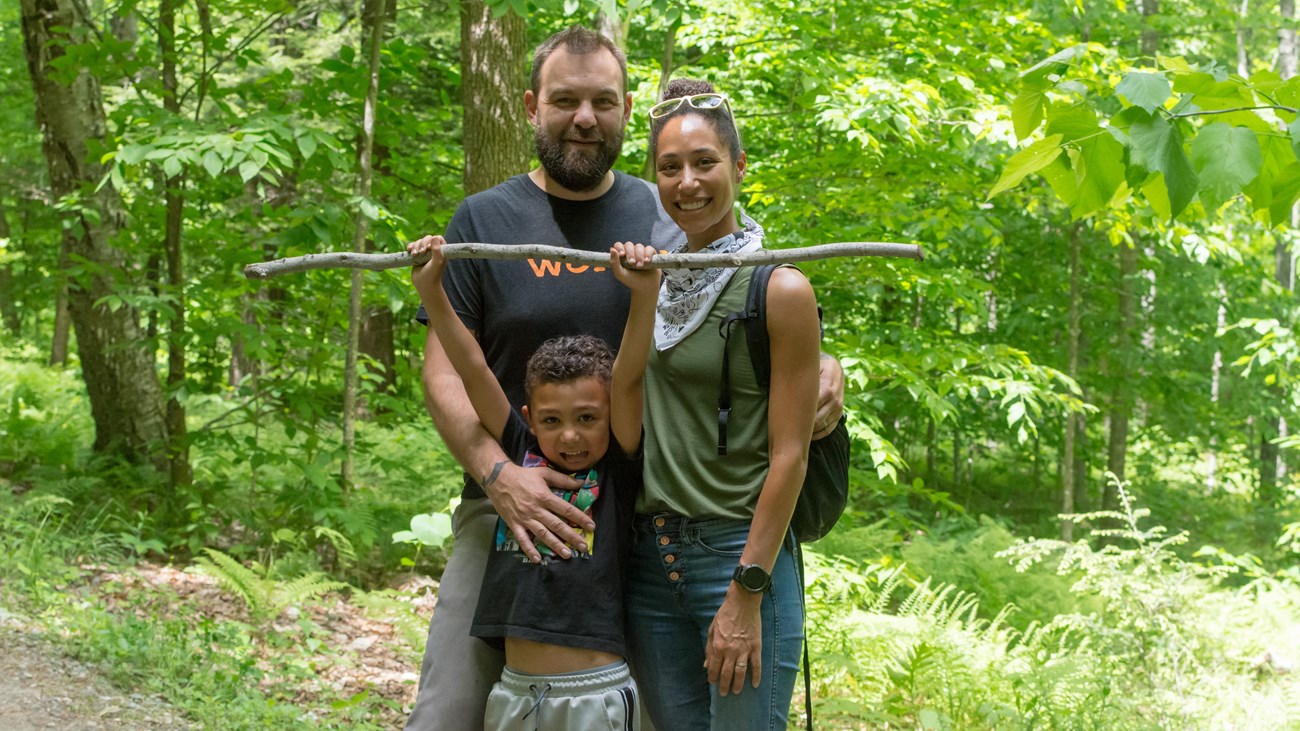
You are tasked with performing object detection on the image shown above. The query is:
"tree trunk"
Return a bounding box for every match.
[0,198,19,336]
[1061,224,1082,539]
[357,20,396,398]
[596,11,628,49]
[1237,0,1252,77]
[642,25,678,181]
[161,0,192,487]
[22,0,168,470]
[1104,241,1138,510]
[231,175,294,387]
[459,0,529,196]
[342,0,388,488]
[1208,282,1226,492]
[1104,0,1159,511]
[358,306,396,395]
[50,275,70,365]
[1261,0,1299,515]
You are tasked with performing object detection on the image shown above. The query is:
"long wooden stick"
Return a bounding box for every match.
[243,241,924,279]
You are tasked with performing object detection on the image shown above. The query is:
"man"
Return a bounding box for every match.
[405,26,844,730]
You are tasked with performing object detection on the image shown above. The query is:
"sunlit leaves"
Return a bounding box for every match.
[1116,72,1171,113]
[988,135,1063,198]
[1127,112,1198,218]
[1011,86,1047,140]
[1188,123,1261,211]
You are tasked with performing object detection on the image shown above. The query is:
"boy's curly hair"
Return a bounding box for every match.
[524,335,614,400]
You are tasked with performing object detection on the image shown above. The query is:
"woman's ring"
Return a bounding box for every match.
[736,662,747,668]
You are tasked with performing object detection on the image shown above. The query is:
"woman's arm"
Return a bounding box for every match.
[706,266,820,696]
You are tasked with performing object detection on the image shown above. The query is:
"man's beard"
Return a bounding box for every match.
[535,125,623,192]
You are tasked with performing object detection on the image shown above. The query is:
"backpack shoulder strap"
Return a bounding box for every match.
[744,264,777,389]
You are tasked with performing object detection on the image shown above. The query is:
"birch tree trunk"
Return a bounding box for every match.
[0,197,19,336]
[642,25,678,180]
[1260,0,1299,513]
[21,0,168,470]
[1061,223,1083,539]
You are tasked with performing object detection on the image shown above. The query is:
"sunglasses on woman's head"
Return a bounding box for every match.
[648,93,733,119]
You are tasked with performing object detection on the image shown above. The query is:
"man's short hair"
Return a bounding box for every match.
[531,26,628,95]
[525,335,615,400]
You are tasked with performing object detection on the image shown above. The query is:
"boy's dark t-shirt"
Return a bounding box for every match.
[470,410,641,657]
[415,172,680,499]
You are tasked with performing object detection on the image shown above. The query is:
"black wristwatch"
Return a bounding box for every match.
[732,563,772,594]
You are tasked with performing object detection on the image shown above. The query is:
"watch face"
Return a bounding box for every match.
[738,565,770,592]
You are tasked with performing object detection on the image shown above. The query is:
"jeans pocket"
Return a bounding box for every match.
[690,520,750,557]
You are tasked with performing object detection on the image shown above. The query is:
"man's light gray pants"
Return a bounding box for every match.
[404,497,503,731]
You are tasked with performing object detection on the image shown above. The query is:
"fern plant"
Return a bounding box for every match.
[190,547,348,628]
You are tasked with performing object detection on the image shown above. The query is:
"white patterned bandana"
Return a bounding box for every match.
[654,211,765,351]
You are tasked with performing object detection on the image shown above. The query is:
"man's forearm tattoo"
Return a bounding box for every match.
[482,459,510,489]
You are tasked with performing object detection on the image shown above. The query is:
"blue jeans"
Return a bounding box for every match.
[625,514,803,731]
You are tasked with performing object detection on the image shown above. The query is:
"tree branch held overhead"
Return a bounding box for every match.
[243,241,926,279]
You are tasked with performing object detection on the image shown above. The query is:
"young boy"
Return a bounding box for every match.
[408,236,659,730]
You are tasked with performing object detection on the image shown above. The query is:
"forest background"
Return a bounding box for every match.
[2,0,1299,727]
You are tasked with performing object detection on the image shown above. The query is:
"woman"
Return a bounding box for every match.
[625,78,821,729]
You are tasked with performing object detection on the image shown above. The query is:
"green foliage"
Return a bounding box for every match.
[190,547,349,626]
[899,517,1091,627]
[802,477,1300,730]
[391,500,455,570]
[0,355,94,476]
[999,477,1300,728]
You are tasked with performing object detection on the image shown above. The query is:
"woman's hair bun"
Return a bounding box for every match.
[662,78,715,102]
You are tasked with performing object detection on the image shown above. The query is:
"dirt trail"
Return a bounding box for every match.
[0,612,189,731]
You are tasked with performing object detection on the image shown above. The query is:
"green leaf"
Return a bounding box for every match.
[409,513,452,546]
[1244,134,1297,214]
[1116,72,1171,113]
[297,133,318,161]
[119,144,148,165]
[1288,117,1300,161]
[1011,89,1046,140]
[239,160,260,183]
[1267,162,1300,225]
[988,134,1063,199]
[1189,123,1261,211]
[162,155,182,179]
[1142,174,1172,220]
[1128,113,1199,218]
[1021,45,1087,80]
[1041,154,1078,205]
[1072,132,1127,216]
[1044,105,1099,143]
[202,150,222,178]
[1007,400,1025,427]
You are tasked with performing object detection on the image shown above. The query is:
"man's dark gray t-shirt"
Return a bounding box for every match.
[417,171,682,499]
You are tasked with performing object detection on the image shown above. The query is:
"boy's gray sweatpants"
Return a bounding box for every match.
[403,497,654,731]
[485,661,639,731]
